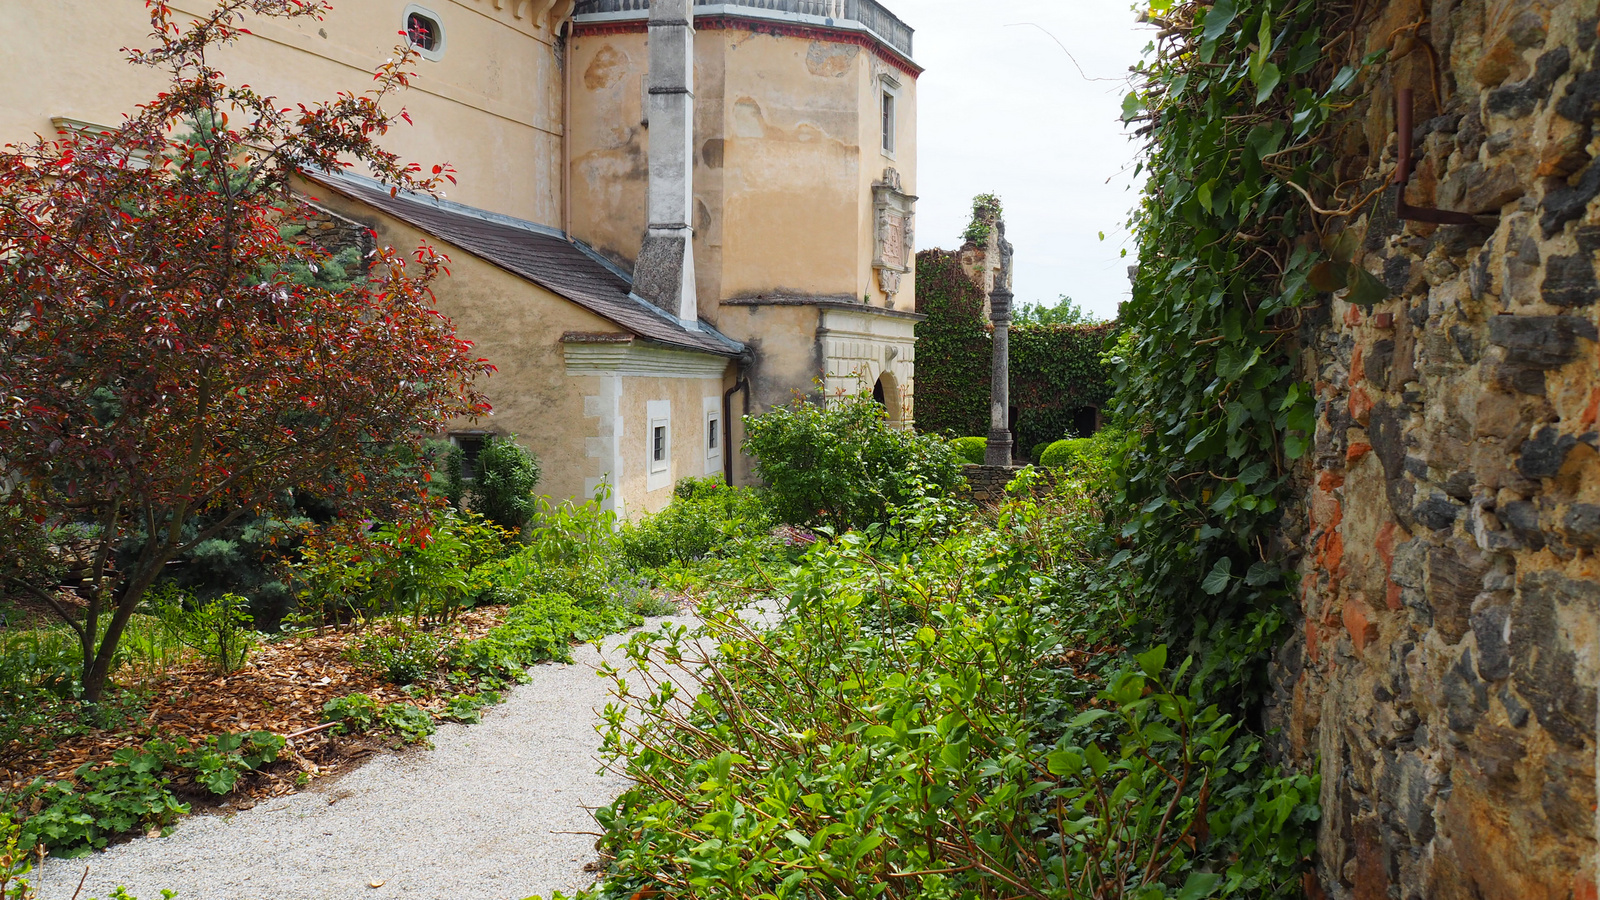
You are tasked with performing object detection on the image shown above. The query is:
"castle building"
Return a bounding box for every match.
[2,0,922,516]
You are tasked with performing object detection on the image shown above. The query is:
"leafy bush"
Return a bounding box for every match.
[321,693,381,733]
[470,436,543,533]
[1041,437,1090,469]
[543,467,1316,900]
[349,624,460,685]
[164,731,286,795]
[743,393,966,532]
[153,588,257,674]
[619,477,771,569]
[950,436,987,464]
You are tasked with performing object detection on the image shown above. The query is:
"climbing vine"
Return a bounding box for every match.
[961,193,1005,246]
[1114,0,1371,699]
[914,250,1117,457]
[911,250,989,438]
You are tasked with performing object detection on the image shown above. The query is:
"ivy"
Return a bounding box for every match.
[1115,0,1368,704]
[961,193,1004,246]
[911,250,989,438]
[913,251,1118,458]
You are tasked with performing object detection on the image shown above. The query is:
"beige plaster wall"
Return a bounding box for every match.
[567,23,919,316]
[613,377,728,517]
[2,0,566,224]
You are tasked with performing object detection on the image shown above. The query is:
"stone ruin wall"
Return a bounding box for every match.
[1266,0,1600,898]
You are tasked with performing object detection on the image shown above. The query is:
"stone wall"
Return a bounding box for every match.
[959,465,1024,504]
[1268,2,1600,898]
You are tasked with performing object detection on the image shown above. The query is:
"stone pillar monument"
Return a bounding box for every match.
[633,0,698,327]
[984,222,1015,466]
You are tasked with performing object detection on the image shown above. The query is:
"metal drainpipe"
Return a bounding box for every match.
[722,366,750,485]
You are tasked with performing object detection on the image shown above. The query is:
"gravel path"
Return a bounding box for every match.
[35,614,696,900]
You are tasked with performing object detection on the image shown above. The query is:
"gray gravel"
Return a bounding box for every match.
[35,615,696,900]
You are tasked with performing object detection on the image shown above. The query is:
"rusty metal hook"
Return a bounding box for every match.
[1392,88,1491,226]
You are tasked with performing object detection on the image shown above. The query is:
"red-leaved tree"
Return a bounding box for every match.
[0,0,492,701]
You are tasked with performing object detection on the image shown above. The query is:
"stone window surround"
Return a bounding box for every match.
[878,73,902,160]
[646,399,672,492]
[703,395,723,475]
[403,4,448,61]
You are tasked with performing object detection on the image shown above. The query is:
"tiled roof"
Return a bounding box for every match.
[302,171,744,358]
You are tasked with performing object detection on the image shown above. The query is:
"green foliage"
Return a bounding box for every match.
[287,512,512,628]
[1114,0,1360,700]
[349,624,460,685]
[321,693,382,733]
[961,192,1004,246]
[454,593,640,686]
[743,393,966,532]
[1040,428,1126,483]
[12,748,190,858]
[548,477,1314,900]
[1013,295,1102,327]
[470,436,543,533]
[379,702,436,743]
[619,477,772,569]
[949,436,987,465]
[439,691,500,725]
[911,250,990,438]
[913,250,1119,452]
[153,588,258,674]
[178,731,287,795]
[1009,324,1119,455]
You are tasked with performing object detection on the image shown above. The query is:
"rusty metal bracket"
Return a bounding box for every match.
[1392,88,1493,226]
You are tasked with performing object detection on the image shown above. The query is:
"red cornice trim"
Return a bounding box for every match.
[571,16,922,78]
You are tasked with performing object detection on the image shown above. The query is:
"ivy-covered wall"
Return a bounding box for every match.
[911,250,989,438]
[913,249,1117,457]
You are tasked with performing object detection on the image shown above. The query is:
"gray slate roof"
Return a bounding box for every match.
[303,172,743,358]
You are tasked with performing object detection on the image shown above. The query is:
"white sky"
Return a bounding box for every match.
[895,1,1156,321]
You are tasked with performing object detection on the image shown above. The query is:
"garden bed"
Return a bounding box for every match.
[1,606,512,805]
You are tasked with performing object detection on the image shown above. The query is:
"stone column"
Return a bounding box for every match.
[634,0,698,327]
[984,222,1014,466]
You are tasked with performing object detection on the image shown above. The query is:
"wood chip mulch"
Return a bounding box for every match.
[1,607,511,806]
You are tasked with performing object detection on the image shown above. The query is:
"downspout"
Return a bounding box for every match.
[722,364,749,485]
[561,19,573,236]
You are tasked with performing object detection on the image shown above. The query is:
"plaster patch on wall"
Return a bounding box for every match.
[584,44,628,90]
[804,41,858,78]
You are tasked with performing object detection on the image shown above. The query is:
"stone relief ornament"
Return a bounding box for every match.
[872,167,917,298]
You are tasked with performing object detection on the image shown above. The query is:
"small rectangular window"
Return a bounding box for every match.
[653,425,667,463]
[451,434,486,481]
[707,418,720,452]
[881,91,896,155]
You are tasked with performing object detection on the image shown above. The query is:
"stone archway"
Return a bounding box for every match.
[873,370,903,427]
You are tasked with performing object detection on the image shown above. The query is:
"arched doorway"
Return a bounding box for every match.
[873,370,903,427]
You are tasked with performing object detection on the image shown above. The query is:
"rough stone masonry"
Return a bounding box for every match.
[1263,0,1600,898]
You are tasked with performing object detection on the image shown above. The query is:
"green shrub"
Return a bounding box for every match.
[743,392,966,532]
[560,485,1315,900]
[950,436,987,464]
[1030,441,1052,462]
[153,588,257,674]
[619,476,772,569]
[171,731,286,795]
[1041,437,1090,469]
[321,693,381,733]
[470,435,542,533]
[348,625,460,685]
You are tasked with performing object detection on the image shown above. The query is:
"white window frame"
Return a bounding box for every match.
[704,396,723,476]
[646,399,672,492]
[879,75,902,159]
[403,4,447,62]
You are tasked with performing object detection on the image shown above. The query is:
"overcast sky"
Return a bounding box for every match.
[896,1,1155,321]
